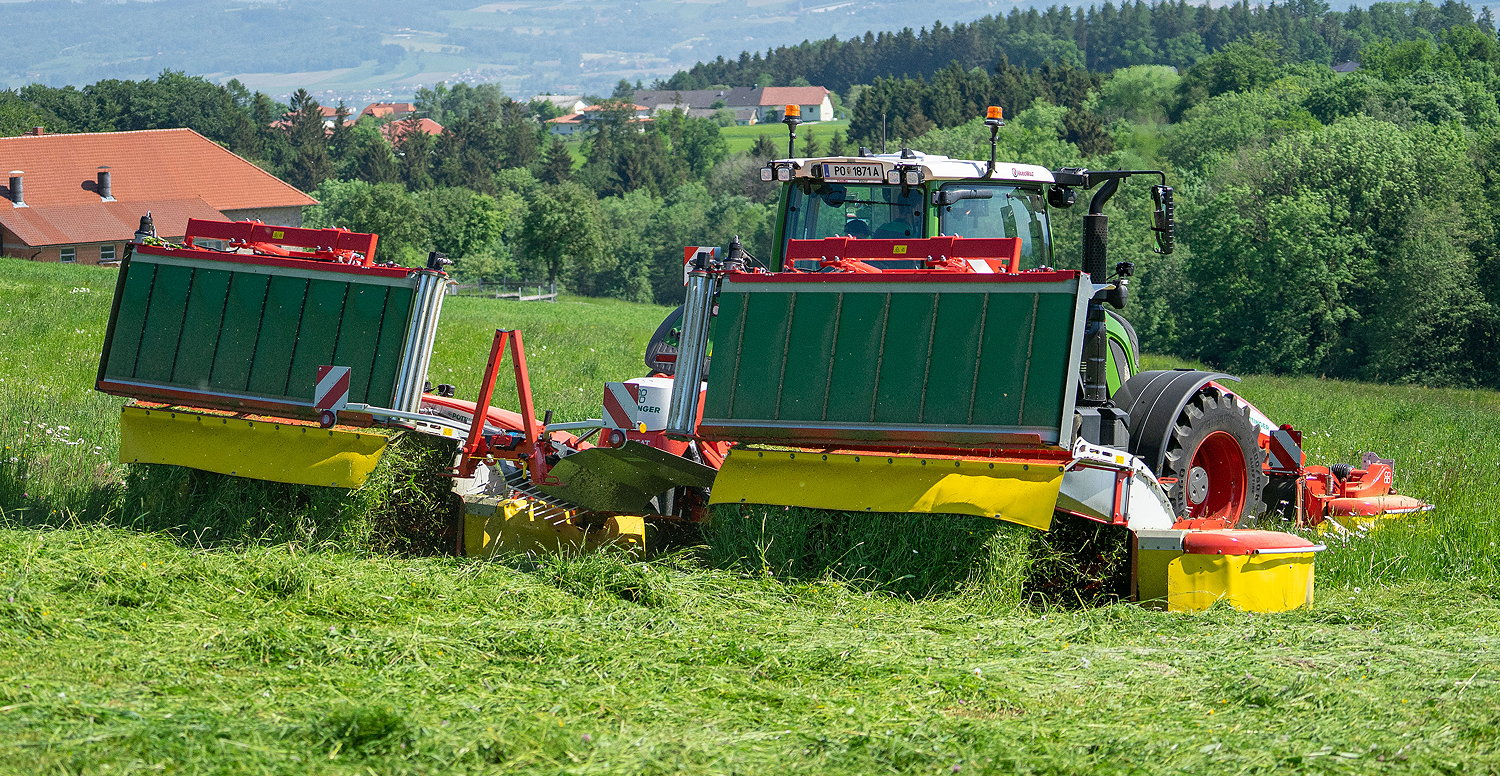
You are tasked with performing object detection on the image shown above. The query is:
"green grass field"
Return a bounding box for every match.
[1,257,1498,774]
[718,120,850,154]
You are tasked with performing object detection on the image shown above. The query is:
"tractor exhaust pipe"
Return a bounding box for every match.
[666,252,718,437]
[1081,178,1118,407]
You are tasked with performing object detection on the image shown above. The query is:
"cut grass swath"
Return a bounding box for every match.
[114,432,460,554]
[703,504,1132,606]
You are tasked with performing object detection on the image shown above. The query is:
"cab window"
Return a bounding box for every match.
[784,181,925,243]
[936,184,1051,265]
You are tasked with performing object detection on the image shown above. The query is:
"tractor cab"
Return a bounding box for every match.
[763,151,1055,271]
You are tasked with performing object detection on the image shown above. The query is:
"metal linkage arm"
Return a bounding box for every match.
[459,330,548,482]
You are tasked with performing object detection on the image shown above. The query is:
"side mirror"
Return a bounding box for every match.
[820,186,847,207]
[931,188,995,207]
[1151,184,1175,255]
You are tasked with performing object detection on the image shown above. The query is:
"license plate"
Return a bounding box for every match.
[820,163,882,181]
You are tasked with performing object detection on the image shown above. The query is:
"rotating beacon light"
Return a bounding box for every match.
[759,107,803,183]
[782,103,801,158]
[983,105,1006,177]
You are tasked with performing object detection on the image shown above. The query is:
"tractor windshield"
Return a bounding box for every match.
[937,184,1052,265]
[784,180,925,242]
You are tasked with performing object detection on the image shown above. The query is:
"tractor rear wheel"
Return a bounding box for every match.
[1160,386,1266,528]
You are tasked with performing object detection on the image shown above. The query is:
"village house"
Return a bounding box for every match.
[361,102,418,121]
[318,105,346,128]
[380,117,445,143]
[630,86,834,123]
[269,105,351,133]
[0,128,316,265]
[533,95,588,116]
[546,103,653,136]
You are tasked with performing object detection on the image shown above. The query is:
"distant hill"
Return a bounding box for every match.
[0,0,1019,102]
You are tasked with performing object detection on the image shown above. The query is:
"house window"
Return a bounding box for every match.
[99,244,116,263]
[59,246,76,263]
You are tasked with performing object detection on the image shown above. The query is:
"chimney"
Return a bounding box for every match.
[97,166,114,202]
[8,171,24,207]
[27,126,44,136]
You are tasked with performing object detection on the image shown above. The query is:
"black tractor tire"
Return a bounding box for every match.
[643,306,684,376]
[1159,386,1267,528]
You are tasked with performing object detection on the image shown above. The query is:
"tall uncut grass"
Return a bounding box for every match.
[1144,354,1500,588]
[4,258,1500,585]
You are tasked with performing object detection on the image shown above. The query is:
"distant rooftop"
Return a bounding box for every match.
[0,128,315,246]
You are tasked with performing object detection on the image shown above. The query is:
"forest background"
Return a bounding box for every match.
[2,0,1499,387]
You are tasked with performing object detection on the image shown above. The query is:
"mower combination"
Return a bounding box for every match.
[95,106,1430,613]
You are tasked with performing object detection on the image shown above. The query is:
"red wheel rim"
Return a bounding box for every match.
[1185,430,1247,523]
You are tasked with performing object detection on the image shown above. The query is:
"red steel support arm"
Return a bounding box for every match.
[458,330,547,483]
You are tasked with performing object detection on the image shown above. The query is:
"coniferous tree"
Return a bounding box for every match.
[540,136,574,184]
[329,102,353,158]
[749,133,779,160]
[801,128,821,156]
[348,127,398,184]
[395,119,436,191]
[827,130,848,156]
[284,89,331,191]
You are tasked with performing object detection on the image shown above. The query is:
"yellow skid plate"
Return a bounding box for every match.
[1137,551,1316,613]
[1316,511,1418,537]
[463,496,645,556]
[119,406,387,488]
[708,448,1065,530]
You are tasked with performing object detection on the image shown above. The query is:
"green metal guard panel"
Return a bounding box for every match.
[98,250,420,413]
[699,273,1090,449]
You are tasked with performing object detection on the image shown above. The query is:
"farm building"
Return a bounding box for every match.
[546,103,654,136]
[631,86,833,123]
[0,128,316,265]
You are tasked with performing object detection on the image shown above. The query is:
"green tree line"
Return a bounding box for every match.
[662,0,1490,91]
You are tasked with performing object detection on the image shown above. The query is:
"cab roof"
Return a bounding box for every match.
[773,150,1055,184]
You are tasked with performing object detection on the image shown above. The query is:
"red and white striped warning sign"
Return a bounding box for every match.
[602,382,636,430]
[1267,425,1303,473]
[315,365,351,411]
[683,246,719,285]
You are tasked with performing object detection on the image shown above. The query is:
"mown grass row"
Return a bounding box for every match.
[2,525,1497,775]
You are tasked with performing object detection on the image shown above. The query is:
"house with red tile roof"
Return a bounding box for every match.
[545,113,587,136]
[0,128,317,265]
[267,105,353,133]
[361,102,418,121]
[380,117,445,143]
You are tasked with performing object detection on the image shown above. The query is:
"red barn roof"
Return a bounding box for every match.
[0,128,315,247]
